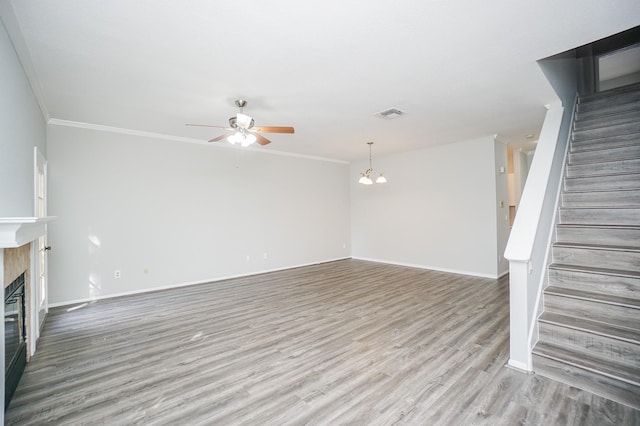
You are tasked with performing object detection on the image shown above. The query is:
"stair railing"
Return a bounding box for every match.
[504,99,575,372]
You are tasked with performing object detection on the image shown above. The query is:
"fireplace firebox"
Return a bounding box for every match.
[5,272,26,410]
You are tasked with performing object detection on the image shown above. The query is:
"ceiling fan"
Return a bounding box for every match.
[187,99,294,147]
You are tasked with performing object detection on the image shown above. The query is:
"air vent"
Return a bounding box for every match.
[374,108,406,119]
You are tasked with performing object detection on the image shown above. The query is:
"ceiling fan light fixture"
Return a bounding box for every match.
[376,174,387,184]
[187,100,294,147]
[241,133,257,147]
[227,132,257,146]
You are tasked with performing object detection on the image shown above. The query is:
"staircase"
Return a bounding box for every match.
[532,82,640,409]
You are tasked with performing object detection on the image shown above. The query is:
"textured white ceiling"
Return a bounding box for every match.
[3,0,640,161]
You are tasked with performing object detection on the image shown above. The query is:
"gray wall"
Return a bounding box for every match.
[47,124,351,304]
[350,136,509,278]
[0,17,46,216]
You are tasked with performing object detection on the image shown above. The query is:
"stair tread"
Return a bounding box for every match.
[567,155,640,167]
[576,104,640,121]
[559,206,640,210]
[579,82,640,102]
[554,226,640,247]
[573,122,640,134]
[562,188,640,194]
[539,312,640,343]
[545,286,640,309]
[549,263,640,279]
[574,114,640,131]
[579,91,640,107]
[570,142,640,155]
[533,341,640,386]
[556,224,640,230]
[553,241,640,252]
[564,171,640,180]
[572,132,640,143]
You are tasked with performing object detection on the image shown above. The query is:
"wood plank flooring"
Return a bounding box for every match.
[6,259,639,425]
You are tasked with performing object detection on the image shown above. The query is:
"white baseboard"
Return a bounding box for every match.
[49,256,351,309]
[507,359,532,373]
[352,257,502,279]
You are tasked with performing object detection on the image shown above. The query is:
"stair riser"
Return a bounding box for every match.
[538,322,639,369]
[566,158,640,178]
[570,131,639,152]
[555,226,640,247]
[562,190,640,207]
[576,102,640,122]
[544,293,640,330]
[552,246,640,273]
[564,174,640,192]
[573,123,640,142]
[532,354,640,409]
[558,208,640,226]
[574,111,640,131]
[568,145,640,164]
[548,268,640,299]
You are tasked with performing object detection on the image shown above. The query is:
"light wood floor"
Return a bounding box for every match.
[6,259,639,425]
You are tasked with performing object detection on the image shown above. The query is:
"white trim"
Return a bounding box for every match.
[47,119,349,165]
[526,98,576,354]
[0,249,5,419]
[31,147,49,356]
[352,256,501,279]
[507,359,533,373]
[504,101,565,262]
[0,217,55,248]
[50,257,351,308]
[29,243,38,356]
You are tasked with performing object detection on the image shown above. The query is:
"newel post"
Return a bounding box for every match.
[507,259,533,372]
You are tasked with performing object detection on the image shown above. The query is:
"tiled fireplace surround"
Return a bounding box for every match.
[4,243,31,355]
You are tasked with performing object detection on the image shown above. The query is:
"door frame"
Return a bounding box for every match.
[30,147,48,356]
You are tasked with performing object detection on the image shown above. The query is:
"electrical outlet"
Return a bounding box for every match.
[114,270,121,279]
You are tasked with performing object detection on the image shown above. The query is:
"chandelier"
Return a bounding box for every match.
[358,142,387,185]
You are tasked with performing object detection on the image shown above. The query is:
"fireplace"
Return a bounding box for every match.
[0,217,54,416]
[4,272,26,409]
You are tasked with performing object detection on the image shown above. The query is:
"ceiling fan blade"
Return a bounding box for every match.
[209,131,235,143]
[236,113,254,129]
[186,123,229,129]
[253,126,295,134]
[253,132,271,145]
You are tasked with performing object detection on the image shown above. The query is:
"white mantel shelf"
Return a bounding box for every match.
[0,217,56,248]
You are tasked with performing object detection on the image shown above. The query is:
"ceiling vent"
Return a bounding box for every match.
[374,107,406,119]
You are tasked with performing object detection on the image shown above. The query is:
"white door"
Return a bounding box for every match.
[31,147,48,356]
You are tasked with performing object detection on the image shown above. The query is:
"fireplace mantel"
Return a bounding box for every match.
[0,217,56,248]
